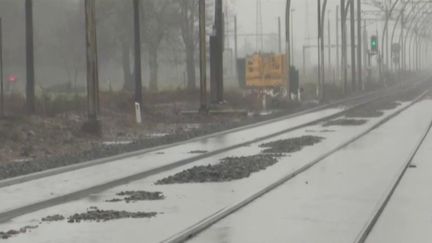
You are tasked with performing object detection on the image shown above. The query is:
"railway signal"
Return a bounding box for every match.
[371,35,378,53]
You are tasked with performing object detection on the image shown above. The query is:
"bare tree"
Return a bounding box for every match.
[178,0,198,90]
[141,0,176,92]
[97,0,134,91]
[53,8,85,90]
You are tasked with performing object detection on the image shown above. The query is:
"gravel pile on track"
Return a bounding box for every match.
[67,207,157,223]
[396,87,424,102]
[189,150,208,154]
[259,136,324,154]
[155,154,281,184]
[345,100,400,118]
[106,191,165,203]
[345,108,384,118]
[323,119,368,127]
[0,226,38,239]
[41,214,65,222]
[320,129,335,133]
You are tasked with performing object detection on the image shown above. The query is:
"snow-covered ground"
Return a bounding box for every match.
[366,115,432,243]
[188,100,432,243]
[0,99,420,242]
[0,107,344,216]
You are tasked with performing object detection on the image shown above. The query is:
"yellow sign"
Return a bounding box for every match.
[245,53,287,88]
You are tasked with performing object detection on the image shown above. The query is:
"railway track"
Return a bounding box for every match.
[163,89,431,243]
[173,95,432,243]
[354,103,432,243]
[0,88,378,188]
[0,76,428,189]
[0,78,431,242]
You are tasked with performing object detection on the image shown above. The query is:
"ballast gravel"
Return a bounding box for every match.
[106,191,165,203]
[67,207,157,223]
[259,136,324,154]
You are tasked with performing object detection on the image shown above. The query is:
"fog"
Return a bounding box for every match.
[0,0,384,94]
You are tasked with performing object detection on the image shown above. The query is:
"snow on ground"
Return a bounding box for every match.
[0,108,343,219]
[366,116,432,243]
[188,100,432,243]
[0,101,415,242]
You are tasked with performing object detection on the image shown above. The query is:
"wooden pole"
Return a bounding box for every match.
[286,0,291,98]
[278,17,282,53]
[350,0,356,91]
[199,0,208,112]
[84,0,100,124]
[328,16,331,82]
[341,0,348,94]
[357,0,362,90]
[336,5,340,83]
[133,0,143,108]
[25,0,35,114]
[0,18,3,117]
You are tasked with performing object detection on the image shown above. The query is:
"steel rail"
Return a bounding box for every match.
[354,95,432,243]
[2,78,418,190]
[0,78,426,192]
[162,88,431,243]
[0,78,430,225]
[2,82,426,224]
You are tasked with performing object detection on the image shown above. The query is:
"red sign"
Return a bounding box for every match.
[7,74,17,83]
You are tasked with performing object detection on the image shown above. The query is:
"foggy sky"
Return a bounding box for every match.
[232,0,384,63]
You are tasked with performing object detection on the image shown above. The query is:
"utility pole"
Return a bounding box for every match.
[318,0,322,99]
[318,0,328,101]
[0,18,3,117]
[385,1,389,70]
[25,0,35,114]
[256,0,263,51]
[416,34,419,71]
[278,17,282,53]
[363,19,368,88]
[357,0,362,90]
[320,4,327,100]
[328,15,332,83]
[133,0,143,109]
[401,9,405,71]
[303,45,307,79]
[341,0,348,94]
[210,0,224,104]
[215,0,224,103]
[291,9,295,65]
[234,16,238,61]
[286,0,292,98]
[350,0,356,91]
[199,0,208,112]
[234,15,238,80]
[336,5,340,83]
[84,0,100,131]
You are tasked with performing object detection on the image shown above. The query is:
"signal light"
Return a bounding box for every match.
[371,35,378,52]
